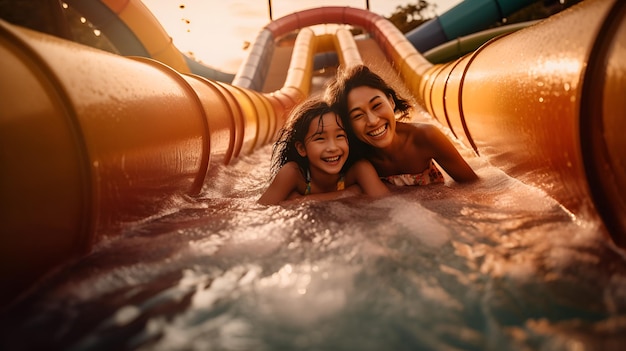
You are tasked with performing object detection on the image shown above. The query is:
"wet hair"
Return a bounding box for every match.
[269,97,355,180]
[325,64,412,122]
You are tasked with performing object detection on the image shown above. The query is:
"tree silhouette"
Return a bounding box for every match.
[385,0,436,34]
[385,0,585,34]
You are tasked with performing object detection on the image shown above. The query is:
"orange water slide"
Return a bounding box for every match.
[0,0,624,308]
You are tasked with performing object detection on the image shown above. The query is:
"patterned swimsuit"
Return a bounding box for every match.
[382,160,444,186]
[304,170,345,195]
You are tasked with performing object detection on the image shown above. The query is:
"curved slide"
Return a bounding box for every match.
[406,0,537,53]
[1,0,624,308]
[421,20,540,64]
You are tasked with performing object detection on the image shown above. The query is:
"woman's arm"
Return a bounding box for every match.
[351,159,391,196]
[257,163,302,205]
[422,124,478,183]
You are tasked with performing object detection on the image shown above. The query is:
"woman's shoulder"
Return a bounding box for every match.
[397,122,440,144]
[398,121,438,133]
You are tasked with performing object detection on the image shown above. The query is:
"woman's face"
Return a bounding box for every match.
[296,112,349,176]
[346,85,396,149]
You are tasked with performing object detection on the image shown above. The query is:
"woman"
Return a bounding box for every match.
[325,64,478,186]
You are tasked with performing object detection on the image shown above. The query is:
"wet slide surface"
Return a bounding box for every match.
[1,117,625,351]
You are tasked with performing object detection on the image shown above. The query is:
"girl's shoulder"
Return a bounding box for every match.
[274,162,305,183]
[258,162,306,205]
[278,161,303,174]
[274,162,307,194]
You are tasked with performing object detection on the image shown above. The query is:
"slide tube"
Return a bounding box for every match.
[234,6,385,91]
[406,0,536,52]
[422,20,540,64]
[415,0,624,245]
[579,0,626,246]
[1,22,212,305]
[232,29,275,91]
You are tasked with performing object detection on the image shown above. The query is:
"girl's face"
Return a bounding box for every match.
[296,112,349,176]
[346,85,396,149]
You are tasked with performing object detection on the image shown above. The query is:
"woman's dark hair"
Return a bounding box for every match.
[269,97,356,180]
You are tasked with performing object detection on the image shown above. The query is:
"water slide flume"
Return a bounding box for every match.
[0,0,624,308]
[421,20,540,64]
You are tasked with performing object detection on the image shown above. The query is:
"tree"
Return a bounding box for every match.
[490,0,584,28]
[385,0,436,34]
[386,0,585,34]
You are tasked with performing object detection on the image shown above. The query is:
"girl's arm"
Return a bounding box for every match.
[257,163,302,205]
[351,159,391,197]
[422,124,478,182]
[281,185,363,204]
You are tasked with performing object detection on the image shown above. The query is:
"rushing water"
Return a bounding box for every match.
[1,118,625,351]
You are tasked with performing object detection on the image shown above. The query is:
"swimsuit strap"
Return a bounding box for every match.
[305,169,312,195]
[337,174,345,191]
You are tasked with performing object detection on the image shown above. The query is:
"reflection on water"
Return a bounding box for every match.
[1,133,626,351]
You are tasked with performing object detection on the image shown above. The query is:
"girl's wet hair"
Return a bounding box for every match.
[269,97,355,180]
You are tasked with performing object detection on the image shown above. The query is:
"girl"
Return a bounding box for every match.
[325,64,478,186]
[258,97,389,205]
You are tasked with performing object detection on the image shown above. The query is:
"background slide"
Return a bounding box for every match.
[406,0,537,52]
[63,0,234,82]
[0,0,624,312]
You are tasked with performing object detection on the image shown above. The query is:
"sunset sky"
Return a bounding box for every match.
[141,0,461,73]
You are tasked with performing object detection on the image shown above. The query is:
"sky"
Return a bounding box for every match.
[141,0,462,73]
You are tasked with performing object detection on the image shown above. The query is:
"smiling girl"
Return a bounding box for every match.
[258,97,389,205]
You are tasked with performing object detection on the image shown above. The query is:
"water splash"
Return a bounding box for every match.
[1,142,625,351]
